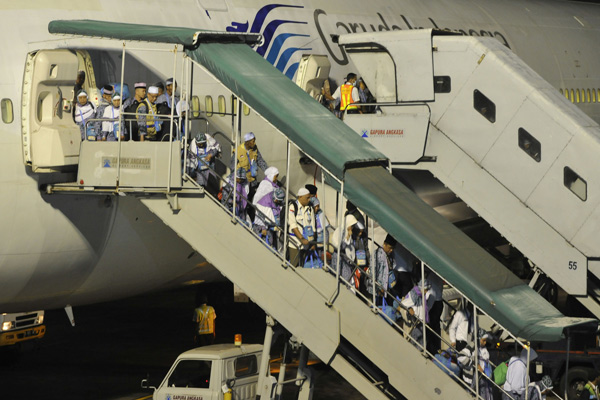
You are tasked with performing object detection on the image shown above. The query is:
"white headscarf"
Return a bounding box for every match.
[253,166,279,205]
[265,166,279,182]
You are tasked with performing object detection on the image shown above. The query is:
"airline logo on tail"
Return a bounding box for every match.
[226,4,311,79]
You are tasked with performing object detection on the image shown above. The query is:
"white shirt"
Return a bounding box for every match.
[449,309,472,344]
[504,356,528,395]
[288,201,315,249]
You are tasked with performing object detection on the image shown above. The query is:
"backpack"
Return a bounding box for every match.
[493,360,510,385]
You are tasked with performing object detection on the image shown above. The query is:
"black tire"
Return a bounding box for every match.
[559,366,592,399]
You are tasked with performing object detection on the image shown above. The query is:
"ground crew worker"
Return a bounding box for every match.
[232,132,268,219]
[585,373,600,400]
[288,187,316,267]
[136,85,160,141]
[329,73,361,118]
[193,295,216,346]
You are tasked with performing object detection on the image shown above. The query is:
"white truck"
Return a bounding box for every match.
[142,343,276,400]
[0,311,45,347]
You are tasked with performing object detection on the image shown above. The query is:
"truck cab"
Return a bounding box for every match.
[0,311,45,347]
[144,343,273,400]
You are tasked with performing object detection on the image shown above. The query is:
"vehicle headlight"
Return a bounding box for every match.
[36,315,44,325]
[2,321,13,331]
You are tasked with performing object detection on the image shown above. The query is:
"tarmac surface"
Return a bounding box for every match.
[0,283,364,400]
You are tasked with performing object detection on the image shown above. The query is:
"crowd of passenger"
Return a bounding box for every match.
[72,70,183,142]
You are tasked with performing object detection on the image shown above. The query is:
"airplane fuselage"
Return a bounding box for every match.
[1,0,599,312]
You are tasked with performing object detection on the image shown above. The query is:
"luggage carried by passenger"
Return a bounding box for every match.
[493,359,510,385]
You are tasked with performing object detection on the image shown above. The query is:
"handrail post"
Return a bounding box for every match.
[370,217,376,307]
[474,304,480,399]
[166,45,178,193]
[232,96,240,223]
[525,343,531,400]
[421,260,426,355]
[321,168,327,269]
[327,181,344,306]
[182,56,190,183]
[282,140,291,260]
[116,42,126,189]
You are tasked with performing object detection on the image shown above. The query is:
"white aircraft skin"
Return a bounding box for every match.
[1,0,600,313]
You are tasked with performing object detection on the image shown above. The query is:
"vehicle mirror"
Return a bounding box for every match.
[141,374,157,391]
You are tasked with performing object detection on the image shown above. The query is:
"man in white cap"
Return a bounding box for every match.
[101,93,126,141]
[136,85,160,141]
[232,132,269,217]
[123,82,147,140]
[94,84,114,138]
[287,187,316,267]
[74,90,96,141]
[157,77,179,109]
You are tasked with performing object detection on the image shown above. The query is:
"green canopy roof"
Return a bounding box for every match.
[48,19,597,341]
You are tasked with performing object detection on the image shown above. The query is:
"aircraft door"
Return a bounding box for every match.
[23,49,85,172]
[294,55,331,103]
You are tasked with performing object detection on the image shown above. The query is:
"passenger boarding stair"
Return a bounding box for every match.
[46,21,597,400]
[340,30,600,318]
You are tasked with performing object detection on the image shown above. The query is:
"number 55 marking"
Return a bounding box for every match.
[569,261,578,270]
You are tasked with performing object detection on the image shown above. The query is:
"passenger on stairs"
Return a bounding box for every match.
[232,132,269,221]
[287,187,316,267]
[187,132,220,188]
[426,268,444,355]
[136,85,161,142]
[309,196,331,264]
[526,375,553,400]
[252,167,280,244]
[101,93,127,141]
[365,234,397,306]
[254,187,285,250]
[330,214,364,287]
[74,90,96,141]
[449,299,474,351]
[476,329,494,400]
[503,348,538,400]
[400,278,433,347]
[94,84,114,138]
[221,167,250,224]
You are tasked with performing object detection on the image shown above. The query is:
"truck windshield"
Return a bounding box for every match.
[168,360,212,388]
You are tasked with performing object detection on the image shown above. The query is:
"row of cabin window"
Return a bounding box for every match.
[0,94,252,126]
[560,88,600,104]
[474,89,588,202]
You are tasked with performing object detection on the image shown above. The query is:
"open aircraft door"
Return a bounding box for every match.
[339,30,442,164]
[22,49,98,172]
[294,55,331,103]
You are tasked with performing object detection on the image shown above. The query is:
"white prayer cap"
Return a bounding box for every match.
[297,187,310,197]
[112,94,121,101]
[244,132,255,142]
[77,91,88,97]
[148,86,159,94]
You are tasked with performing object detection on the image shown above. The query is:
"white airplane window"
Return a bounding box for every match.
[243,104,250,116]
[564,166,587,201]
[473,89,495,123]
[191,96,201,118]
[218,95,226,116]
[205,96,213,117]
[576,89,580,103]
[587,89,591,103]
[1,99,13,124]
[518,128,541,163]
[593,89,597,103]
[570,89,575,103]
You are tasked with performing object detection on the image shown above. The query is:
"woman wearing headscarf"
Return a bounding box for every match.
[253,166,279,207]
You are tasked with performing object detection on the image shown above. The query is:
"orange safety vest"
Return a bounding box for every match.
[340,83,358,111]
[194,305,216,335]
